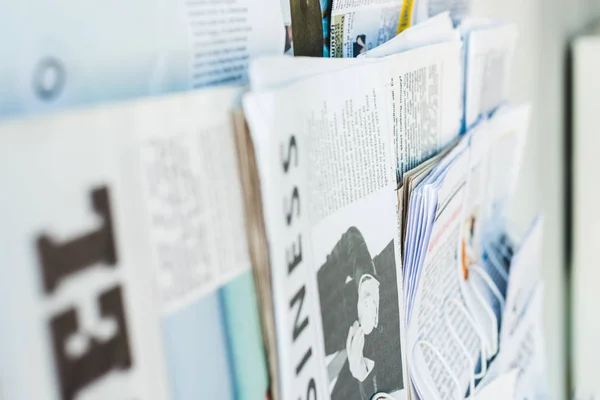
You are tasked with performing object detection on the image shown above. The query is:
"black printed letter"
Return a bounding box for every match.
[307,378,317,400]
[37,187,117,293]
[281,135,298,173]
[287,234,302,275]
[50,286,132,400]
[290,285,309,341]
[284,187,300,226]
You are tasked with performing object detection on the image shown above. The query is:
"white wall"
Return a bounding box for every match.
[470,0,600,398]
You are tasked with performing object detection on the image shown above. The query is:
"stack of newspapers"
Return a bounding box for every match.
[0,1,546,400]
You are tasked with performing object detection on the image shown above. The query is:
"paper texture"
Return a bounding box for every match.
[135,89,251,313]
[248,42,464,185]
[388,42,463,182]
[243,43,466,399]
[399,136,459,259]
[404,142,482,400]
[0,104,171,400]
[244,61,406,400]
[398,104,537,398]
[131,88,268,399]
[0,87,269,400]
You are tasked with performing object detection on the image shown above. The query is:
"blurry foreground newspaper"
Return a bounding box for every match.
[0,87,268,400]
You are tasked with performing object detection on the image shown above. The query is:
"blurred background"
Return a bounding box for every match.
[471,0,600,398]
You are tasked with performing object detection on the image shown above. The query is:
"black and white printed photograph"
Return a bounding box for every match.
[317,225,404,400]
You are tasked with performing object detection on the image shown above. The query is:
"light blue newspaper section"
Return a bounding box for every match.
[162,292,235,399]
[220,271,269,400]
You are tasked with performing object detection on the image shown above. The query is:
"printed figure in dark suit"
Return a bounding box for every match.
[353,35,367,57]
[318,226,404,400]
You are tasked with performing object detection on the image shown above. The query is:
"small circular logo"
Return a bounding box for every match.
[33,57,66,101]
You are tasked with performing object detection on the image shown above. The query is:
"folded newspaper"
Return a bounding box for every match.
[244,55,407,400]
[400,103,547,399]
[0,87,268,400]
[250,41,464,186]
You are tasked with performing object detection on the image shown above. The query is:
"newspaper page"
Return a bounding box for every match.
[0,103,171,400]
[244,62,407,400]
[0,88,268,400]
[131,88,269,399]
[399,137,459,258]
[0,0,285,117]
[464,23,517,129]
[247,42,464,185]
[330,0,402,58]
[387,42,463,182]
[133,88,251,313]
[404,144,483,400]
